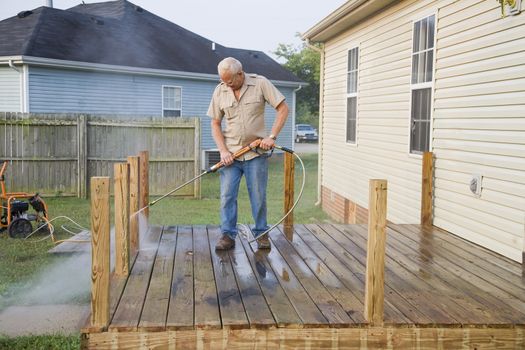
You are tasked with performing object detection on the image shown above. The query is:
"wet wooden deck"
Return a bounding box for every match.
[81,223,525,349]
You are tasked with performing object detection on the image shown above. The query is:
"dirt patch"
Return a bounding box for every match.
[0,303,89,336]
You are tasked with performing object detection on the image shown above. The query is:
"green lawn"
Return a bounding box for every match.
[0,153,326,348]
[0,334,80,350]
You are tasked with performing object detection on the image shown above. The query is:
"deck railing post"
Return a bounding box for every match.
[90,176,110,328]
[114,163,130,277]
[128,156,140,253]
[139,150,149,224]
[283,152,295,240]
[421,152,433,227]
[364,179,387,325]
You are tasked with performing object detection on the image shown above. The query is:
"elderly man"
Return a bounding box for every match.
[207,57,289,250]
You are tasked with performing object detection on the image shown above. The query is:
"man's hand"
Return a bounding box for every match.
[220,149,234,166]
[260,137,275,151]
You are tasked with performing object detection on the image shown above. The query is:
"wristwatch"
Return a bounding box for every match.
[269,134,277,140]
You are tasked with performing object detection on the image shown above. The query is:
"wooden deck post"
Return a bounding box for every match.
[139,150,149,223]
[90,177,110,328]
[128,156,140,253]
[283,152,295,240]
[421,152,433,227]
[364,179,387,325]
[77,114,88,199]
[114,163,130,277]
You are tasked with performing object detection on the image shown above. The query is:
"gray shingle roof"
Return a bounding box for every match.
[0,0,301,82]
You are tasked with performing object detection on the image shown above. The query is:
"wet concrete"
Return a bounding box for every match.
[0,303,90,336]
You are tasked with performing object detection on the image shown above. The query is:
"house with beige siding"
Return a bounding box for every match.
[303,0,525,263]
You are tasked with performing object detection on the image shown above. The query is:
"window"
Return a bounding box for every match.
[410,15,435,154]
[346,47,359,143]
[162,86,181,117]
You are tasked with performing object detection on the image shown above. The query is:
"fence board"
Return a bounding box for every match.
[0,112,200,197]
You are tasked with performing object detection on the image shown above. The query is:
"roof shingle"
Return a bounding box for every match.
[0,0,300,82]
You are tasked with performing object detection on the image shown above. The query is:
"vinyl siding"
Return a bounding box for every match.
[433,0,525,261]
[321,0,428,225]
[0,67,21,111]
[28,67,294,151]
[320,0,525,261]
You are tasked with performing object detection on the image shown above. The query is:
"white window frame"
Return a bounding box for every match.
[162,85,182,117]
[346,46,359,145]
[408,13,437,156]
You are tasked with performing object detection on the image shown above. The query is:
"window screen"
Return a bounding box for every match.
[410,15,434,153]
[346,47,359,143]
[163,86,182,117]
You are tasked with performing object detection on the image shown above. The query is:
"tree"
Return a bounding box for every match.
[273,39,321,128]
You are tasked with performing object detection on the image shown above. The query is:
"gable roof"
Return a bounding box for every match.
[0,0,301,83]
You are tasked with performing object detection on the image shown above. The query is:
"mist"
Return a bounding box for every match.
[1,212,151,309]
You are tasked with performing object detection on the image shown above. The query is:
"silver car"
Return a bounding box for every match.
[295,124,318,143]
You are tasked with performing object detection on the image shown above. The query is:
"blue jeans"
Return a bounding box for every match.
[219,155,269,240]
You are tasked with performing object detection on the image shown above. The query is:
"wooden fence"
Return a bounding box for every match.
[0,112,200,198]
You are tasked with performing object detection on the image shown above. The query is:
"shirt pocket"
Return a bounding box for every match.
[242,95,263,116]
[221,100,236,119]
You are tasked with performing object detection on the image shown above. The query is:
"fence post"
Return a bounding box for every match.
[78,115,88,198]
[139,151,149,223]
[128,156,140,253]
[364,179,387,326]
[90,177,110,328]
[283,152,295,240]
[421,152,433,227]
[114,163,130,277]
[194,117,201,199]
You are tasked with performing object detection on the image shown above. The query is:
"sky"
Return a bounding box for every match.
[0,0,347,60]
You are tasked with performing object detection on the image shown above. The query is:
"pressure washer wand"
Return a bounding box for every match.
[145,139,262,210]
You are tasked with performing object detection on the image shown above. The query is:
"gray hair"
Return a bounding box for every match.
[218,57,243,76]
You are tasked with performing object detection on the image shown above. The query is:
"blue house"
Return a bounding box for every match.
[0,0,303,162]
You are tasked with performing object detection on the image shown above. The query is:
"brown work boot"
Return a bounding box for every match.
[256,234,271,249]
[215,235,235,250]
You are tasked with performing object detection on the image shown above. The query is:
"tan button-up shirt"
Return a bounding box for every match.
[207,73,285,160]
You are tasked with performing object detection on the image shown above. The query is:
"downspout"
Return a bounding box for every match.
[305,40,325,206]
[9,60,27,112]
[8,59,20,73]
[292,84,302,148]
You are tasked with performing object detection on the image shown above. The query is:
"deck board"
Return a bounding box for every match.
[208,226,250,329]
[193,225,221,329]
[340,224,493,323]
[138,226,177,331]
[345,223,504,324]
[270,228,356,326]
[383,224,525,323]
[226,228,276,328]
[247,228,329,327]
[280,225,367,324]
[322,224,461,325]
[238,232,303,328]
[86,223,525,341]
[296,224,419,324]
[166,226,194,330]
[394,224,525,304]
[109,226,162,331]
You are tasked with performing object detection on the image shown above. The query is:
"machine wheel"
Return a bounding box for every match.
[8,218,33,239]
